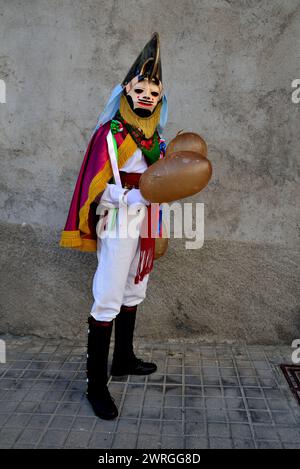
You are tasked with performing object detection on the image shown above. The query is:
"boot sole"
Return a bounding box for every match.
[111,367,157,376]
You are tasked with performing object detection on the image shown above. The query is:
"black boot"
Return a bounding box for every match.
[111,304,157,376]
[86,316,118,420]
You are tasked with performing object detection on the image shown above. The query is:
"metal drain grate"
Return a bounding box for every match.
[280,364,300,405]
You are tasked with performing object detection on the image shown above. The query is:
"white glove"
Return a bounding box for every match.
[126,188,150,206]
[99,183,128,208]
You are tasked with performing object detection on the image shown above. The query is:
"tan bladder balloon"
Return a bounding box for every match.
[165,131,208,158]
[154,237,169,260]
[140,151,212,203]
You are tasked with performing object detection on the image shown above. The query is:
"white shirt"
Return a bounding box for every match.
[120,147,148,173]
[97,148,148,206]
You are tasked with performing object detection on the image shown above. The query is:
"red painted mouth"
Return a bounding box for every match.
[138,101,153,107]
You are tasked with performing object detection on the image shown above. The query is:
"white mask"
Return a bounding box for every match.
[125,77,162,115]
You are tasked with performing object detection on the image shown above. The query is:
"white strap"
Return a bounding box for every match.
[106,130,122,187]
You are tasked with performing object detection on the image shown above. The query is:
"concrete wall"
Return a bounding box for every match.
[0,0,299,343]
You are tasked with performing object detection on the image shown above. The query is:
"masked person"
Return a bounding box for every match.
[60,33,168,420]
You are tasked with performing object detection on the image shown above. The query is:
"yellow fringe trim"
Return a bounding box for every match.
[59,230,82,248]
[119,95,161,139]
[60,231,97,252]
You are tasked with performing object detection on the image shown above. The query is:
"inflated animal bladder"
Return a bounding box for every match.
[165,131,208,158]
[140,150,212,203]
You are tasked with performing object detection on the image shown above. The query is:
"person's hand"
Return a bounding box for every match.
[99,183,128,208]
[126,188,150,206]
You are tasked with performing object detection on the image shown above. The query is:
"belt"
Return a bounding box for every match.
[119,171,142,190]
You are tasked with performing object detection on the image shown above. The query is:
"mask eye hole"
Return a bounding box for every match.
[134,88,144,94]
[151,91,159,97]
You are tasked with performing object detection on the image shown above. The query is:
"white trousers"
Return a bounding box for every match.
[90,206,150,322]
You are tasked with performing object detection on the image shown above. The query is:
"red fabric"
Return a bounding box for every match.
[61,122,128,244]
[119,172,159,284]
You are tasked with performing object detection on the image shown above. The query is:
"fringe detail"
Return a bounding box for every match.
[134,242,155,284]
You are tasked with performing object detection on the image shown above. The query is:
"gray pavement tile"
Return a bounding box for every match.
[0,401,19,412]
[203,387,222,397]
[164,395,182,407]
[185,375,202,386]
[65,430,92,448]
[0,427,25,447]
[210,438,233,449]
[24,389,48,402]
[161,436,184,449]
[185,421,207,436]
[161,420,183,436]
[243,388,264,398]
[71,416,95,432]
[77,400,98,416]
[93,418,117,433]
[253,425,280,440]
[257,440,283,449]
[39,429,68,446]
[221,377,240,387]
[0,413,10,427]
[205,398,225,409]
[3,413,32,428]
[271,411,298,425]
[185,396,204,408]
[230,423,253,439]
[276,427,300,443]
[2,338,300,450]
[225,397,245,410]
[233,438,255,449]
[185,436,208,449]
[60,390,85,402]
[208,423,231,438]
[49,415,74,429]
[227,410,250,423]
[206,409,227,423]
[139,419,161,435]
[146,374,165,384]
[167,366,182,375]
[185,408,205,423]
[141,406,161,419]
[56,402,81,415]
[112,432,138,449]
[144,394,163,407]
[16,428,41,445]
[184,385,202,396]
[117,418,139,434]
[136,434,161,449]
[240,377,260,387]
[166,375,182,384]
[264,389,284,399]
[21,370,41,379]
[15,401,37,413]
[283,443,300,449]
[28,413,52,428]
[202,377,220,386]
[163,407,184,421]
[249,410,272,424]
[223,387,242,397]
[246,398,268,410]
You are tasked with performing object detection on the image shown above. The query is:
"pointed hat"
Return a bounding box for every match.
[123,32,162,86]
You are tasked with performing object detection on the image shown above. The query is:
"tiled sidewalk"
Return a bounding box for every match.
[0,335,299,449]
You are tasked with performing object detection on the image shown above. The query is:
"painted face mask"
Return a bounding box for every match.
[125,77,162,117]
[122,33,163,118]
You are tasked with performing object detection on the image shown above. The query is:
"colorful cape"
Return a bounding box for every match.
[59,121,138,252]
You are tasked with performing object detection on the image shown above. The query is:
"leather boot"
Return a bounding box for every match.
[86,316,118,420]
[111,304,157,376]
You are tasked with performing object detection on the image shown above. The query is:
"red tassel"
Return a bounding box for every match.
[134,204,159,284]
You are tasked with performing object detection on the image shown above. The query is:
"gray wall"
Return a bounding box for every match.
[0,0,299,343]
